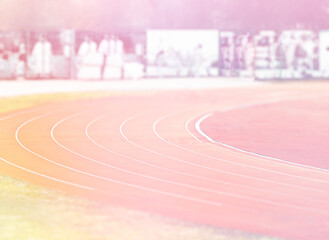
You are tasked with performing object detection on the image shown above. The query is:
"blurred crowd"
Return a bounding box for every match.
[0,31,145,80]
[0,29,325,80]
[219,30,319,79]
[0,36,27,79]
[76,34,144,79]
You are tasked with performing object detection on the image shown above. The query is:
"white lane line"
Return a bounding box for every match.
[0,107,96,191]
[87,115,306,197]
[153,112,329,191]
[87,113,329,213]
[0,157,186,216]
[0,104,203,214]
[195,113,215,142]
[157,111,329,184]
[0,104,56,121]
[86,114,246,193]
[87,113,329,208]
[192,100,329,174]
[120,113,329,194]
[0,156,95,191]
[185,115,204,143]
[4,98,328,214]
[14,110,226,209]
[0,110,32,121]
[51,112,231,205]
[86,114,233,186]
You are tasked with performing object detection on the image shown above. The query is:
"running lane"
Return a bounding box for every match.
[1,83,329,240]
[199,97,329,170]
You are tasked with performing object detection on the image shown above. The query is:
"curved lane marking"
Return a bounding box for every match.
[120,113,329,194]
[0,155,95,191]
[192,98,329,173]
[84,113,329,210]
[0,107,96,191]
[15,110,225,208]
[85,112,329,213]
[152,112,329,189]
[0,106,196,213]
[156,111,329,183]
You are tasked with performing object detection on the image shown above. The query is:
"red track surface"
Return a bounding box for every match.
[1,83,329,239]
[200,97,329,169]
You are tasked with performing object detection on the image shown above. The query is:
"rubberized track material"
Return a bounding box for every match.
[1,84,329,239]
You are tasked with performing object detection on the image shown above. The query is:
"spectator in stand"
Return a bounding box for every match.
[135,43,144,64]
[269,35,281,69]
[303,34,316,71]
[77,35,101,79]
[193,44,208,77]
[0,36,5,56]
[78,35,97,59]
[0,53,12,78]
[31,35,53,78]
[13,38,27,79]
[98,34,115,79]
[285,34,297,72]
[244,35,255,75]
[235,35,247,70]
[221,37,234,70]
[105,35,124,79]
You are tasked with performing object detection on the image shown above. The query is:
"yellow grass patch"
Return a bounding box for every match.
[0,92,113,114]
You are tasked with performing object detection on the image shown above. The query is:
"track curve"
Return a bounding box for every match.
[1,85,329,240]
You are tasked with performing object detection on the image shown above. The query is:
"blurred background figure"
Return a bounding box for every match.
[135,43,144,64]
[270,35,282,69]
[115,36,124,56]
[77,35,102,79]
[0,35,5,55]
[284,34,298,77]
[0,35,10,79]
[295,34,309,76]
[13,37,27,79]
[0,53,11,79]
[125,42,144,80]
[220,32,235,76]
[31,35,53,78]
[103,35,125,79]
[193,44,209,77]
[234,35,246,71]
[303,33,316,73]
[244,35,255,76]
[60,30,74,58]
[98,34,115,79]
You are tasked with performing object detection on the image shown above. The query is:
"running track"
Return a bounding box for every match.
[1,83,329,239]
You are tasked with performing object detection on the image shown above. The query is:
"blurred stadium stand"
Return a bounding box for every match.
[0,0,328,80]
